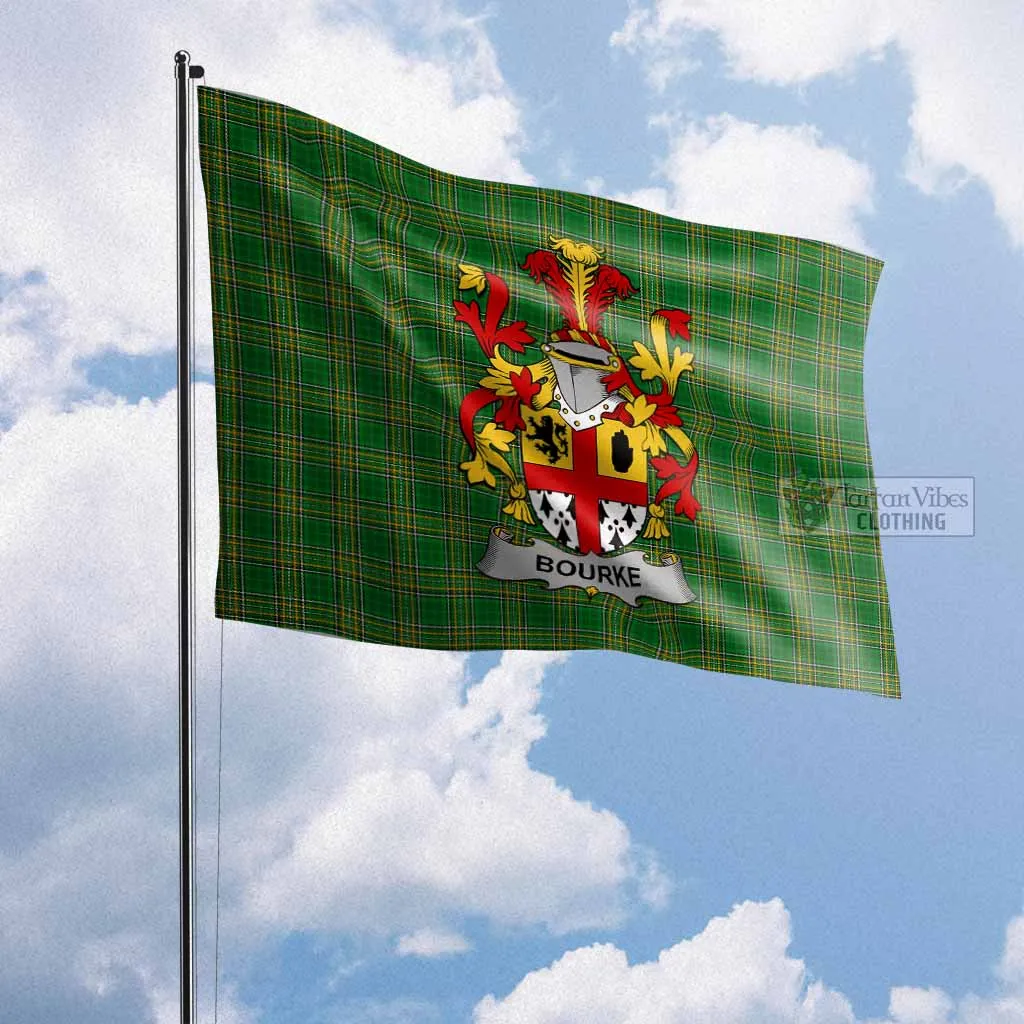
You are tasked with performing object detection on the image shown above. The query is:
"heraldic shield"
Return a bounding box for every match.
[521,409,649,555]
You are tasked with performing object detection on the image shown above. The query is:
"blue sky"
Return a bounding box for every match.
[1,1,1023,1022]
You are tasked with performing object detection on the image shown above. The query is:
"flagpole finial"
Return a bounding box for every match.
[175,50,204,78]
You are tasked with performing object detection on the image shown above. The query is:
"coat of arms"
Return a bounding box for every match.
[455,238,700,605]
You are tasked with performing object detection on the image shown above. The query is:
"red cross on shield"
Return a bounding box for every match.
[521,408,649,555]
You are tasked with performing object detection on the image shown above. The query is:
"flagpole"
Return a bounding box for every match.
[175,48,202,1024]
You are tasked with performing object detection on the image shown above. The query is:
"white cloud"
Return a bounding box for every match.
[612,0,895,88]
[616,115,876,251]
[0,385,663,1021]
[873,910,1024,1024]
[396,927,472,957]
[242,646,652,937]
[998,916,1024,988]
[0,0,531,410]
[884,986,955,1023]
[612,0,1024,247]
[0,270,90,424]
[475,898,856,1023]
[475,899,1024,1024]
[0,391,228,1023]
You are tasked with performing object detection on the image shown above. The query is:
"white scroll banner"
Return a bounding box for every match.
[477,527,697,607]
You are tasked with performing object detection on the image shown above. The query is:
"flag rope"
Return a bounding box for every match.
[214,618,225,1024]
[186,58,224,1024]
[189,68,200,1015]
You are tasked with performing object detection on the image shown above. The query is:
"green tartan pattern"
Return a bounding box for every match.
[198,86,899,697]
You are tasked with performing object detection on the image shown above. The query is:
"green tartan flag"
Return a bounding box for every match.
[198,85,899,697]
